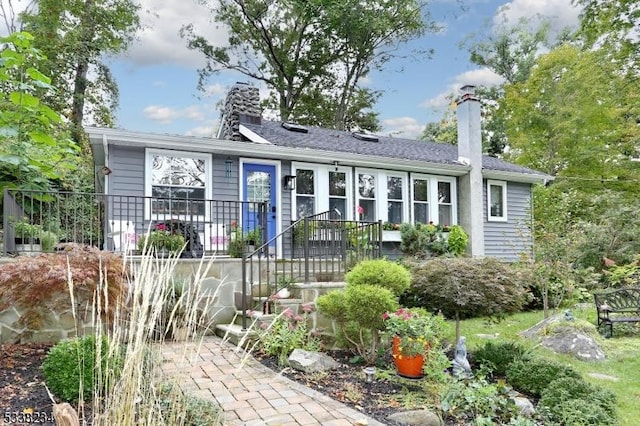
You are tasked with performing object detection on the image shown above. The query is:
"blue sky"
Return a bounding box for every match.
[68,0,582,138]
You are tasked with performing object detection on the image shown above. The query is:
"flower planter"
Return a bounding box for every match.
[392,336,424,379]
[382,230,402,242]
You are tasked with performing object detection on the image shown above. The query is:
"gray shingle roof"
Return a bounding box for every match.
[242,120,545,177]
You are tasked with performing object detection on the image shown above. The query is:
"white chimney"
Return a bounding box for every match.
[456,85,484,256]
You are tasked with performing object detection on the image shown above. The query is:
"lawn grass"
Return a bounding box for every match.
[441,306,640,425]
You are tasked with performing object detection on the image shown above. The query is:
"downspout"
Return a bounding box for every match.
[102,134,109,195]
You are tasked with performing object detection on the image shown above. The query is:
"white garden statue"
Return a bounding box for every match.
[452,336,472,378]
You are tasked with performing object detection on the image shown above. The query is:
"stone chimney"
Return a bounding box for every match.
[456,85,484,256]
[220,82,261,141]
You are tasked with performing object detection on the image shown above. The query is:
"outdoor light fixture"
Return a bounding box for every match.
[333,160,339,171]
[363,366,376,383]
[225,157,233,182]
[283,175,296,190]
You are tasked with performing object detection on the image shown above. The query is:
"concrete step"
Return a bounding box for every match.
[214,323,257,346]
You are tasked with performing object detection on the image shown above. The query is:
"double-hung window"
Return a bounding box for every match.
[410,174,457,226]
[355,169,409,224]
[145,149,212,219]
[292,163,352,219]
[387,174,405,225]
[357,171,377,221]
[487,180,507,221]
[295,169,315,218]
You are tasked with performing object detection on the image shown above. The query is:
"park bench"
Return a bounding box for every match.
[593,287,640,337]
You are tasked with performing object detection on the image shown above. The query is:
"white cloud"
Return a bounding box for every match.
[143,105,180,124]
[495,0,581,38]
[185,124,217,137]
[421,68,504,109]
[143,103,214,125]
[203,83,226,97]
[381,117,425,139]
[123,0,228,68]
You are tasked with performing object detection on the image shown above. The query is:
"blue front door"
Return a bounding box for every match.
[242,163,277,247]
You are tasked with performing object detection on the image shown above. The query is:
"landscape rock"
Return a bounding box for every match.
[513,396,536,417]
[386,409,441,426]
[541,330,605,361]
[288,349,340,373]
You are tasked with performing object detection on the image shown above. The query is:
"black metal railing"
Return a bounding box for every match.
[239,209,382,329]
[2,189,267,257]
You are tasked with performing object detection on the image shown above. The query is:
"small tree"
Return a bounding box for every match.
[407,257,528,341]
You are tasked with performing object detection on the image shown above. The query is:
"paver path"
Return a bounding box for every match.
[161,336,385,426]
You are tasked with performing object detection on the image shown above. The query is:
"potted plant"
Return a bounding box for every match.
[382,222,402,242]
[383,307,445,378]
[245,227,262,246]
[137,223,185,256]
[12,217,43,253]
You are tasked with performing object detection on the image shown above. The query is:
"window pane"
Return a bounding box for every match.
[413,179,428,202]
[171,157,205,186]
[329,171,346,196]
[490,185,504,217]
[297,196,315,218]
[438,181,451,203]
[358,174,376,198]
[297,169,314,195]
[358,199,375,221]
[152,186,205,215]
[387,176,403,200]
[152,156,171,185]
[329,198,346,217]
[388,201,403,224]
[247,171,271,202]
[414,204,429,224]
[439,205,452,226]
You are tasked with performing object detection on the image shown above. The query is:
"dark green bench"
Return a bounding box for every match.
[593,287,640,337]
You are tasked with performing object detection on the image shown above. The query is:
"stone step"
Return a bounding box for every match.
[214,323,257,346]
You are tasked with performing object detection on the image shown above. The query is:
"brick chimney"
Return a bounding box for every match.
[220,82,261,141]
[456,85,484,256]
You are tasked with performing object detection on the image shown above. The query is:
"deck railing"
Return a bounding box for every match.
[2,189,267,257]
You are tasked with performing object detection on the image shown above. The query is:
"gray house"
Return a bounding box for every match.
[86,84,550,260]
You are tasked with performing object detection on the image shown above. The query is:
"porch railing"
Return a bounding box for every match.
[2,189,266,257]
[240,209,382,329]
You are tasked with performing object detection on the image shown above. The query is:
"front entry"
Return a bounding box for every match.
[242,163,277,248]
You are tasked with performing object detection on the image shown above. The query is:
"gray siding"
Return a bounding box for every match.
[109,146,145,196]
[483,181,533,261]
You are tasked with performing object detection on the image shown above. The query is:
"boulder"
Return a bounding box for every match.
[386,409,442,426]
[288,349,340,373]
[541,330,605,361]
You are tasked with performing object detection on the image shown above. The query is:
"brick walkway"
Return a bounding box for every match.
[161,336,385,426]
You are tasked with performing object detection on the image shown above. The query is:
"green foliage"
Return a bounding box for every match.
[506,358,581,398]
[344,259,410,296]
[383,307,445,357]
[138,229,185,254]
[406,257,528,340]
[440,376,523,425]
[472,341,531,377]
[0,32,81,194]
[539,377,617,426]
[258,308,320,366]
[604,255,640,288]
[42,334,123,402]
[39,230,59,252]
[399,222,451,257]
[447,225,468,256]
[317,284,398,364]
[11,217,42,239]
[227,238,246,258]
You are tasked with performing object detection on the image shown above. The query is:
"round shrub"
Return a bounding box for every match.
[345,259,410,295]
[42,334,123,402]
[539,377,617,425]
[345,284,398,331]
[472,341,531,377]
[506,358,581,398]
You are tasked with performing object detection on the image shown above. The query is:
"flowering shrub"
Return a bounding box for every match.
[382,222,401,231]
[383,307,445,357]
[257,304,320,366]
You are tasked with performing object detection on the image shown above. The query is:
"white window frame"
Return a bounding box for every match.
[487,180,508,222]
[144,148,212,221]
[292,162,353,219]
[354,168,409,224]
[410,174,457,226]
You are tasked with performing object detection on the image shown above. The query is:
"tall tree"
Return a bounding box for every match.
[182,0,437,131]
[20,0,140,145]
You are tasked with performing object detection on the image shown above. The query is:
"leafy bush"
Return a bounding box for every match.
[157,382,223,425]
[258,306,320,366]
[447,225,469,256]
[344,259,410,295]
[40,230,59,252]
[506,358,581,398]
[317,284,398,364]
[539,377,617,425]
[440,376,524,424]
[42,334,123,402]
[472,341,531,377]
[400,222,447,257]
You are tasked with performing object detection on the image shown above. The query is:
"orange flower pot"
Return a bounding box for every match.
[392,336,424,379]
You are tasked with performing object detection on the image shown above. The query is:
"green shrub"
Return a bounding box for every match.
[447,225,469,256]
[42,334,123,402]
[472,341,531,377]
[157,382,223,425]
[506,358,581,398]
[258,308,320,366]
[539,377,617,425]
[39,231,59,252]
[317,284,398,364]
[344,259,410,295]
